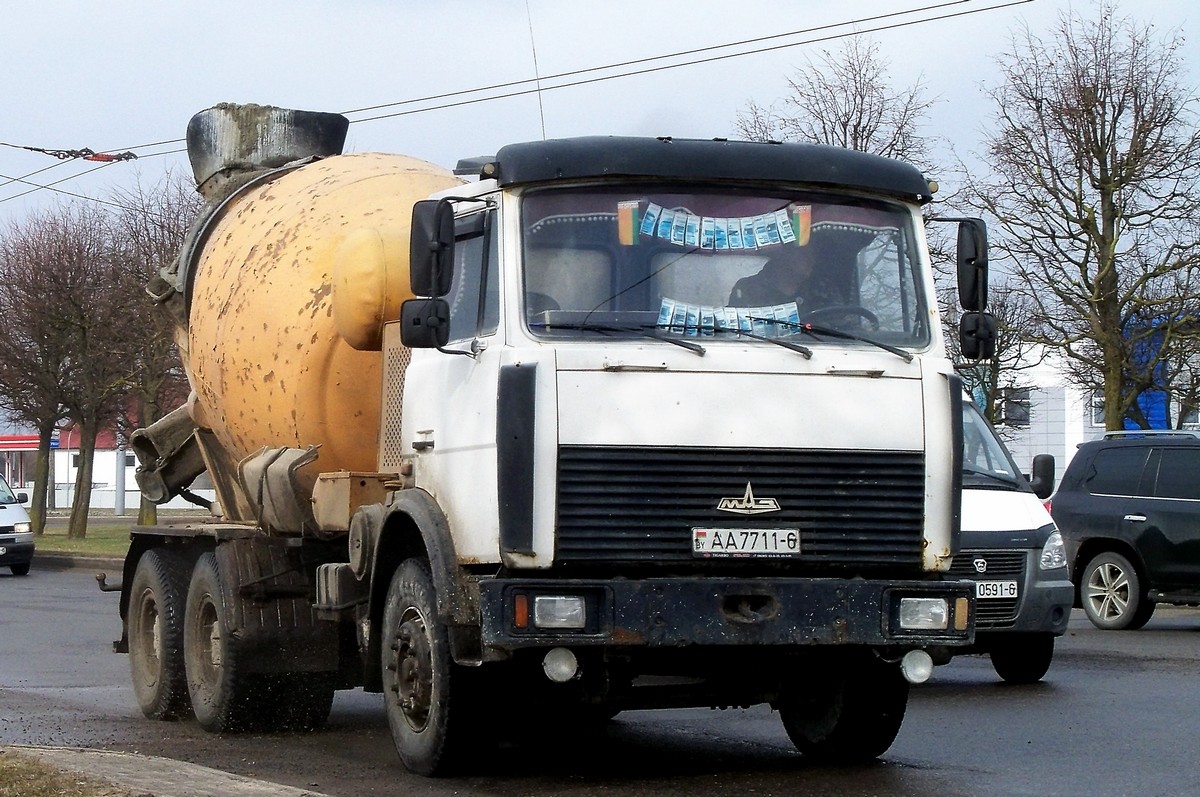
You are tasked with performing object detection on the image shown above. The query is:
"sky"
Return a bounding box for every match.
[1,0,1196,227]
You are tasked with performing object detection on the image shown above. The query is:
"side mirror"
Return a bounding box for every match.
[959,311,997,360]
[956,218,988,311]
[409,199,456,297]
[400,298,451,348]
[15,492,28,504]
[1028,453,1055,500]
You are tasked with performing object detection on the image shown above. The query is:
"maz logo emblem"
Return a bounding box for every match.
[716,482,781,515]
[973,558,988,574]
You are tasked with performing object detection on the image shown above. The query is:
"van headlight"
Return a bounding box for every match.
[1040,530,1066,570]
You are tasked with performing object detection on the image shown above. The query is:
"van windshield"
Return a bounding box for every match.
[0,474,17,504]
[519,185,930,348]
[962,401,1026,490]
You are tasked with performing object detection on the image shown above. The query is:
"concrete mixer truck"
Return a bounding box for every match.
[108,103,995,776]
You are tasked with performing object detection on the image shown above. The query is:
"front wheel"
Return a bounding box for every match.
[381,558,472,776]
[9,562,30,576]
[777,652,909,763]
[1080,551,1155,630]
[989,634,1055,684]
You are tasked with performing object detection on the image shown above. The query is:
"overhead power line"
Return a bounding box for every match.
[0,0,1028,209]
[0,142,138,162]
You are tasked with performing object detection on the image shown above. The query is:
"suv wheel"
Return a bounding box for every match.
[1080,551,1155,630]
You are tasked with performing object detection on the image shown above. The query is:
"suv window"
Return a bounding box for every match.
[1149,448,1200,500]
[1084,447,1149,495]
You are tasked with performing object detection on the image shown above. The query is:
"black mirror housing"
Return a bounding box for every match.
[957,219,989,311]
[400,298,451,348]
[1028,453,1055,500]
[409,199,456,297]
[959,311,997,360]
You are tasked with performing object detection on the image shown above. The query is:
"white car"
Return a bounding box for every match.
[0,474,33,576]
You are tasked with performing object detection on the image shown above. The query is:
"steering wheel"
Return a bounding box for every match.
[803,304,879,330]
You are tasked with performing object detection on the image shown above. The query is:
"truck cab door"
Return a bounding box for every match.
[404,204,504,563]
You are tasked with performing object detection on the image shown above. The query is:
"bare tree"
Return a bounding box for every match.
[964,4,1200,431]
[943,281,1048,423]
[109,172,200,523]
[0,217,74,534]
[0,203,138,536]
[734,36,937,171]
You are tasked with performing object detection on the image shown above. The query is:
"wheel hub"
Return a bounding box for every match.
[394,608,433,731]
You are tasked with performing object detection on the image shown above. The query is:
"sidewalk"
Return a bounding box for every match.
[6,746,333,797]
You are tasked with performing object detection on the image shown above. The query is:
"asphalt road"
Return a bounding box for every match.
[3,563,1199,797]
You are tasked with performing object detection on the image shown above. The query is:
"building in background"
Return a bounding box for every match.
[0,422,212,512]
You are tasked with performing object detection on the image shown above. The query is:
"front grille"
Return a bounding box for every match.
[555,446,926,569]
[950,549,1027,627]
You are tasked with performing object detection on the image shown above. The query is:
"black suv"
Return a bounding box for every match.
[1050,431,1200,629]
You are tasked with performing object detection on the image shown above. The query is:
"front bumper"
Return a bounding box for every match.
[479,576,974,651]
[0,540,34,567]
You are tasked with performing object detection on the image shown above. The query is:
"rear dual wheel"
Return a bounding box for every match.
[128,549,192,719]
[182,552,334,733]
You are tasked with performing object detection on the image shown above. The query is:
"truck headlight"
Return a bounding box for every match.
[533,596,587,630]
[12,522,32,542]
[1040,531,1067,570]
[899,597,949,631]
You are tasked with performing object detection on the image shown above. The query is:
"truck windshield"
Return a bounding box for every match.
[962,400,1026,490]
[519,185,930,349]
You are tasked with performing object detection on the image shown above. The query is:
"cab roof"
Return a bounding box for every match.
[468,136,934,204]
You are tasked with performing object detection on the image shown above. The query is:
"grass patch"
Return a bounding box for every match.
[0,750,134,797]
[35,517,136,558]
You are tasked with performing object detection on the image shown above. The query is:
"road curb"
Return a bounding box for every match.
[32,553,123,572]
[5,745,335,797]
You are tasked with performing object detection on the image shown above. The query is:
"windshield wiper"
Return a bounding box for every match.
[962,465,1022,489]
[531,320,706,355]
[760,319,914,363]
[709,324,812,358]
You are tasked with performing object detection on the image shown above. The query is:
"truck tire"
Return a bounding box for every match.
[777,652,909,763]
[184,552,257,732]
[989,633,1055,684]
[10,563,30,576]
[1080,551,1155,630]
[128,549,192,719]
[381,558,472,776]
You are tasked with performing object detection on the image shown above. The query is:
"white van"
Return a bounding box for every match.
[943,399,1074,683]
[0,474,33,576]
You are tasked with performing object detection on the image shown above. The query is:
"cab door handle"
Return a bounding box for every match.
[1123,514,1147,522]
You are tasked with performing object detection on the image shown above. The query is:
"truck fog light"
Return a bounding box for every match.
[543,647,579,682]
[900,650,934,684]
[899,597,949,630]
[534,595,586,629]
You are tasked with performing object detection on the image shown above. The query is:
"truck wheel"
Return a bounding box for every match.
[777,652,909,763]
[128,549,192,719]
[1080,551,1155,630]
[10,563,30,576]
[989,634,1055,684]
[184,552,256,732]
[381,558,470,776]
